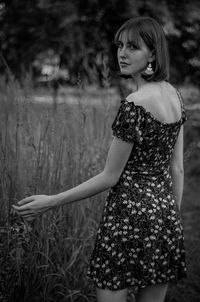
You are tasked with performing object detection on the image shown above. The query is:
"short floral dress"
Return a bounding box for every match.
[86,89,188,293]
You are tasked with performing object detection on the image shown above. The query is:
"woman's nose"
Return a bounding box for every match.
[119,46,127,58]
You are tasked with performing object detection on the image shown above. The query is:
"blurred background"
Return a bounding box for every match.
[0,0,200,301]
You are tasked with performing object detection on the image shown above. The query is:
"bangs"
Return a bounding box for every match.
[115,24,142,48]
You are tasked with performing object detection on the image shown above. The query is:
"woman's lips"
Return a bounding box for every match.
[120,62,130,67]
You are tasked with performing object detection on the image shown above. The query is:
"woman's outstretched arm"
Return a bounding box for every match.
[12,137,133,220]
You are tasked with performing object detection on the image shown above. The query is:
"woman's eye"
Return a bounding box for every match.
[117,43,122,48]
[129,44,137,50]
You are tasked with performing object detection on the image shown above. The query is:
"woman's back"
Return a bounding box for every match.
[110,89,187,180]
[126,81,183,125]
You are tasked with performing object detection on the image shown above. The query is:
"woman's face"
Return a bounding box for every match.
[117,31,154,77]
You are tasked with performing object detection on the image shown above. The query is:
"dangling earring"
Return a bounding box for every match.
[144,62,154,75]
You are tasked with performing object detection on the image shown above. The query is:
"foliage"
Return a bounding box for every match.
[0,0,132,84]
[0,0,200,85]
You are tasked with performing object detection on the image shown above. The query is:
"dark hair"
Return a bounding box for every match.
[115,16,170,82]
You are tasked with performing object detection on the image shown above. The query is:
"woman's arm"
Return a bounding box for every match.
[54,171,114,207]
[169,167,184,210]
[13,137,134,219]
[169,126,184,210]
[54,137,133,206]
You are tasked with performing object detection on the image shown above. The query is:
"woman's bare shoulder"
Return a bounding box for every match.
[125,81,182,123]
[126,81,178,105]
[126,84,160,108]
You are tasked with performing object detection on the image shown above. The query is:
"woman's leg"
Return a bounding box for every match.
[135,283,168,302]
[96,287,128,302]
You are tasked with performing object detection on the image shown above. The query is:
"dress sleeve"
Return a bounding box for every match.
[111,99,144,144]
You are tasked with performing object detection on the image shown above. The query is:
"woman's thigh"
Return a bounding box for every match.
[135,283,168,302]
[96,287,128,302]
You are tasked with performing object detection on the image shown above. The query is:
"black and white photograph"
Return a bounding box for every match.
[0,1,200,301]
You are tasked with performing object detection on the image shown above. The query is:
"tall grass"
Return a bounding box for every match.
[0,71,117,301]
[0,73,200,302]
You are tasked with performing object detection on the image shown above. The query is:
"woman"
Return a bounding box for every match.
[13,16,188,302]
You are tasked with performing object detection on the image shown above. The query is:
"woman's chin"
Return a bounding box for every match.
[120,68,130,74]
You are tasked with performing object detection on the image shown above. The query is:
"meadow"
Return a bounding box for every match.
[0,74,200,302]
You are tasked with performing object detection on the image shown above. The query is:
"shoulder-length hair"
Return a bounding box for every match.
[114,16,170,82]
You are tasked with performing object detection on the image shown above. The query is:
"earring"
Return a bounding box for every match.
[144,62,154,75]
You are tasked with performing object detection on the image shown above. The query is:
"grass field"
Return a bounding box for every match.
[0,75,200,302]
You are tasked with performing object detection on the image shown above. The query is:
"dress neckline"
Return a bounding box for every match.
[123,98,184,127]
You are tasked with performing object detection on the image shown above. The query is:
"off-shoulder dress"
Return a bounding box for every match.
[86,89,188,293]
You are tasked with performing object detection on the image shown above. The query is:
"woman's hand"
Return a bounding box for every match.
[12,194,55,222]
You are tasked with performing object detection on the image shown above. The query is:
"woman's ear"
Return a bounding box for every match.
[150,49,156,62]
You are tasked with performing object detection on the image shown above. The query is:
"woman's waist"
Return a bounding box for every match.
[121,165,170,179]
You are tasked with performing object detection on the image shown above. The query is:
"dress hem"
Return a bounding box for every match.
[85,273,187,293]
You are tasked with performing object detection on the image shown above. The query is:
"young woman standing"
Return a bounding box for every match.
[13,16,188,302]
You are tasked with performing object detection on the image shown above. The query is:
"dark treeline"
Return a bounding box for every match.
[0,0,200,86]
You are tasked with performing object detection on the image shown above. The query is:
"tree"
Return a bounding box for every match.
[0,0,200,86]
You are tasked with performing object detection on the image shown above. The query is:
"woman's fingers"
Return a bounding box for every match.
[17,195,36,206]
[12,195,52,223]
[13,207,34,216]
[12,204,33,213]
[11,195,51,225]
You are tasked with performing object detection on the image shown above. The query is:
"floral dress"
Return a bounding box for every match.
[86,89,188,293]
